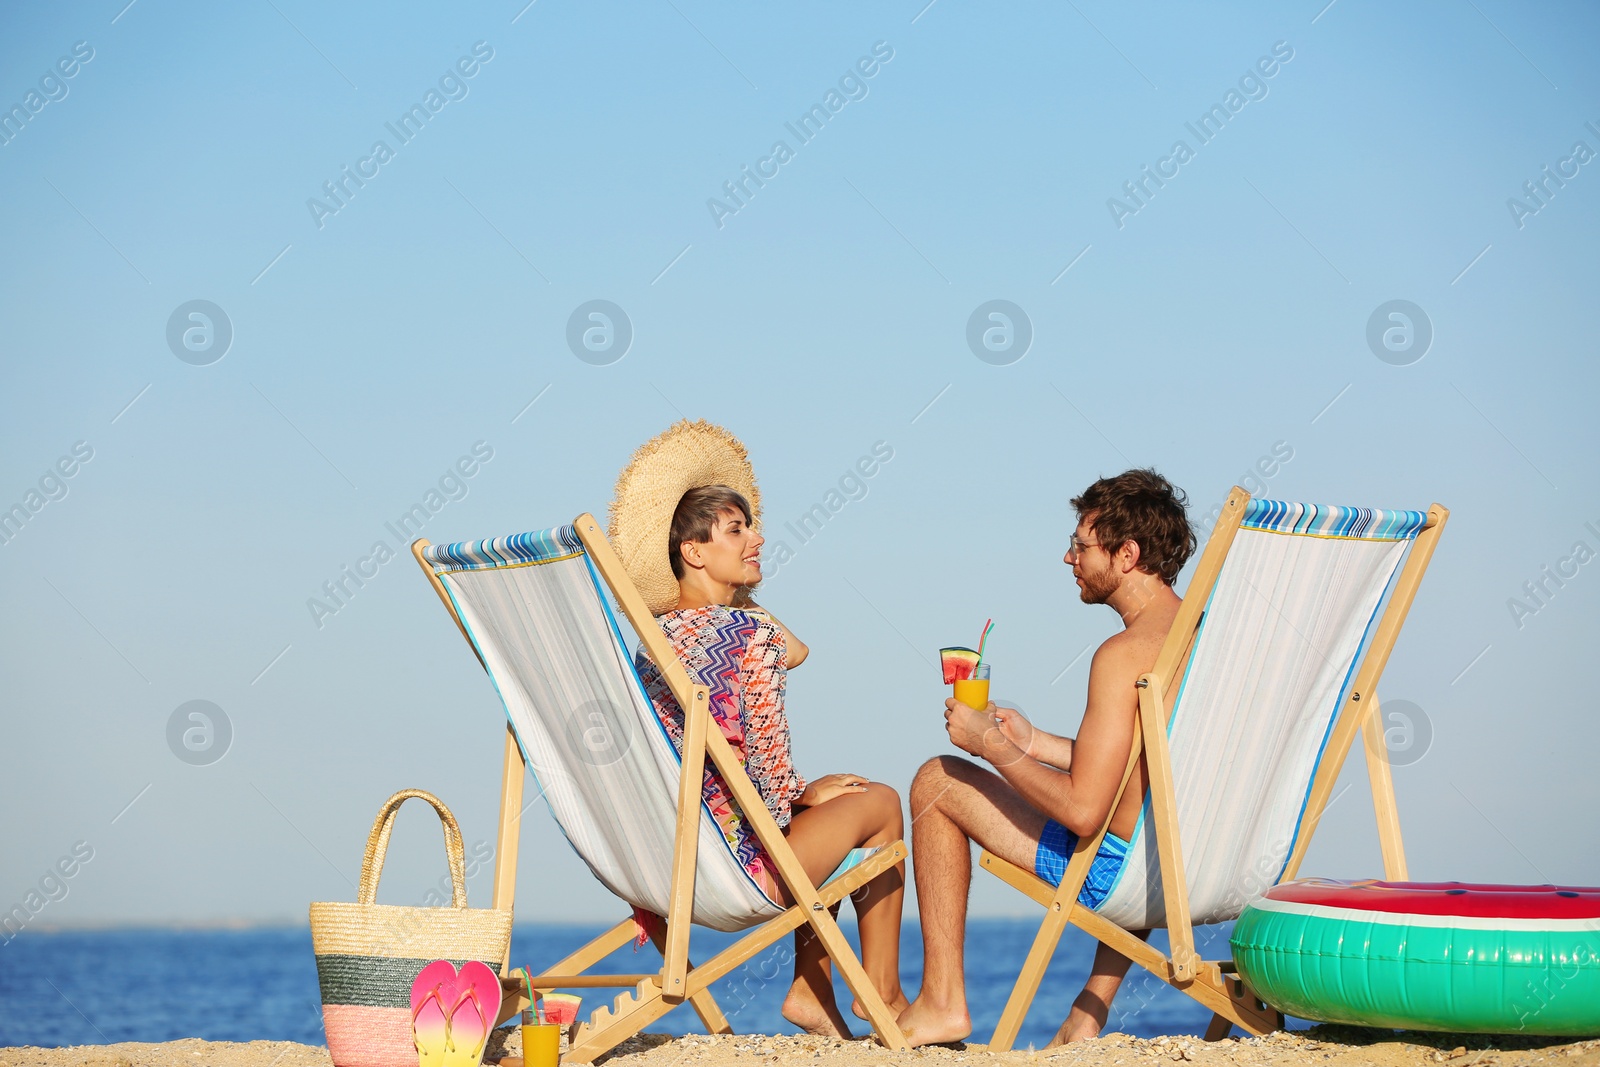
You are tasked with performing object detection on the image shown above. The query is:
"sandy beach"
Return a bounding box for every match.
[4,1027,1598,1067]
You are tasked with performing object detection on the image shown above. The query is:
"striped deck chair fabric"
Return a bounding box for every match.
[1094,499,1431,930]
[421,526,785,932]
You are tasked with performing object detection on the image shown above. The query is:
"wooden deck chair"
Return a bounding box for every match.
[411,516,910,1062]
[979,489,1447,1048]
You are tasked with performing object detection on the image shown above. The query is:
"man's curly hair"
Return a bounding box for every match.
[1071,469,1195,584]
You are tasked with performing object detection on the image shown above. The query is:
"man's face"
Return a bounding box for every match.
[1065,516,1120,605]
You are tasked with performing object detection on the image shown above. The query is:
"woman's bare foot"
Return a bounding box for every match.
[851,992,911,1025]
[782,982,855,1039]
[895,996,971,1047]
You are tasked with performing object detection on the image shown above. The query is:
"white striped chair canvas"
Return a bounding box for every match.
[980,488,1447,1048]
[421,524,782,932]
[413,515,910,1062]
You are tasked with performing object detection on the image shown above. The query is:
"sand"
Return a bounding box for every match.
[4,1028,1599,1067]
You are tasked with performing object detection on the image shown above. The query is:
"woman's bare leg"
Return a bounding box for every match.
[786,905,853,1037]
[844,794,906,1022]
[778,783,908,1036]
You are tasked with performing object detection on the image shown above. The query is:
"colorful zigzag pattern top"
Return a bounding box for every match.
[636,605,807,901]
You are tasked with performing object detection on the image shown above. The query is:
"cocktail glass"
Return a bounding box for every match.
[953,663,991,712]
[522,1011,561,1067]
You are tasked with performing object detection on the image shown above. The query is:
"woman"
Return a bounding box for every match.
[611,422,905,1038]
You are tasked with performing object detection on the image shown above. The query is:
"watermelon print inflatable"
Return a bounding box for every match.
[940,647,981,684]
[1232,879,1600,1037]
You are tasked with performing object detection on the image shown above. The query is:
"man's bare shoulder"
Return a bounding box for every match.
[1090,616,1171,680]
[1076,634,1147,735]
[1087,631,1151,686]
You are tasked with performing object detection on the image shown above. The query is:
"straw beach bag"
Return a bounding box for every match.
[310,789,513,1067]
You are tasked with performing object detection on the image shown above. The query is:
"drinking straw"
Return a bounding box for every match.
[522,966,545,1024]
[976,619,993,666]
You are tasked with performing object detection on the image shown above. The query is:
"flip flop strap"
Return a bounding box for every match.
[446,985,487,1052]
[413,982,445,1026]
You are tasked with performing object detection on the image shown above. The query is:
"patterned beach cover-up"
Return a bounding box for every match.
[635,605,807,902]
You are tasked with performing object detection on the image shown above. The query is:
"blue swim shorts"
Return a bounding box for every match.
[1034,820,1131,910]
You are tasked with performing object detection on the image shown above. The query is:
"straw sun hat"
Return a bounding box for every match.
[608,420,761,615]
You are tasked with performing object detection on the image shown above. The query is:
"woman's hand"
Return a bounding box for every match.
[798,773,870,807]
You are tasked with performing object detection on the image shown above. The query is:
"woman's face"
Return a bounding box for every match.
[684,508,764,588]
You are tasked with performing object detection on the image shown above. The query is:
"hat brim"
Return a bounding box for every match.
[608,420,761,615]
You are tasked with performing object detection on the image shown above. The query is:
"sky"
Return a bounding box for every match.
[2,0,1597,928]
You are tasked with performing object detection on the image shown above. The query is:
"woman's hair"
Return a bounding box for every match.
[669,485,754,579]
[1070,469,1195,584]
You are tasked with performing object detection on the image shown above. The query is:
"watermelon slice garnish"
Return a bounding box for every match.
[940,647,981,684]
[540,992,582,1026]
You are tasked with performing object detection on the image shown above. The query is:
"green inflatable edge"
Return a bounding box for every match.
[1230,902,1600,1037]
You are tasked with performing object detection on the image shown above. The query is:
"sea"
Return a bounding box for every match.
[0,919,1273,1051]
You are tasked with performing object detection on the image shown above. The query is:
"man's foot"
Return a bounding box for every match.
[1043,1000,1109,1047]
[781,983,855,1039]
[851,992,910,1025]
[895,996,971,1048]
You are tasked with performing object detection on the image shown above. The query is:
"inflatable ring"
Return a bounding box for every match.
[1232,880,1600,1036]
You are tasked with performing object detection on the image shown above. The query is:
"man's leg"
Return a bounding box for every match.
[1046,930,1151,1045]
[897,755,1048,1046]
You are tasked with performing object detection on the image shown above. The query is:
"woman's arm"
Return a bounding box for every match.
[734,595,809,668]
[736,620,808,823]
[768,614,809,668]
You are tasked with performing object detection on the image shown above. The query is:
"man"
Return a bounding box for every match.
[897,469,1197,1047]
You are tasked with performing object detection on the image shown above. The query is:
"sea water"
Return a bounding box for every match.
[0,920,1241,1050]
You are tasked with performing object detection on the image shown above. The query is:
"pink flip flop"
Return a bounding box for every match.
[410,959,459,1067]
[442,960,503,1067]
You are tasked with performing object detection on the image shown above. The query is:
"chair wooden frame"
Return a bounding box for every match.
[412,514,910,1062]
[980,487,1448,1049]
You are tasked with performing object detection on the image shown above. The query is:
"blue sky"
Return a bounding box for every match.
[2,0,1597,926]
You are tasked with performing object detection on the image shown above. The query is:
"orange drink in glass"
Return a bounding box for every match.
[522,1011,561,1067]
[953,663,991,711]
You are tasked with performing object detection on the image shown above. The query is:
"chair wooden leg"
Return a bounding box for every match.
[800,904,908,1049]
[1190,969,1278,1038]
[1363,698,1410,880]
[686,986,734,1037]
[990,902,1070,1051]
[549,918,638,975]
[979,850,1279,1041]
[647,923,732,1035]
[567,850,907,1062]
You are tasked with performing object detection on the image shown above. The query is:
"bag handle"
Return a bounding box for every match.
[356,789,469,908]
